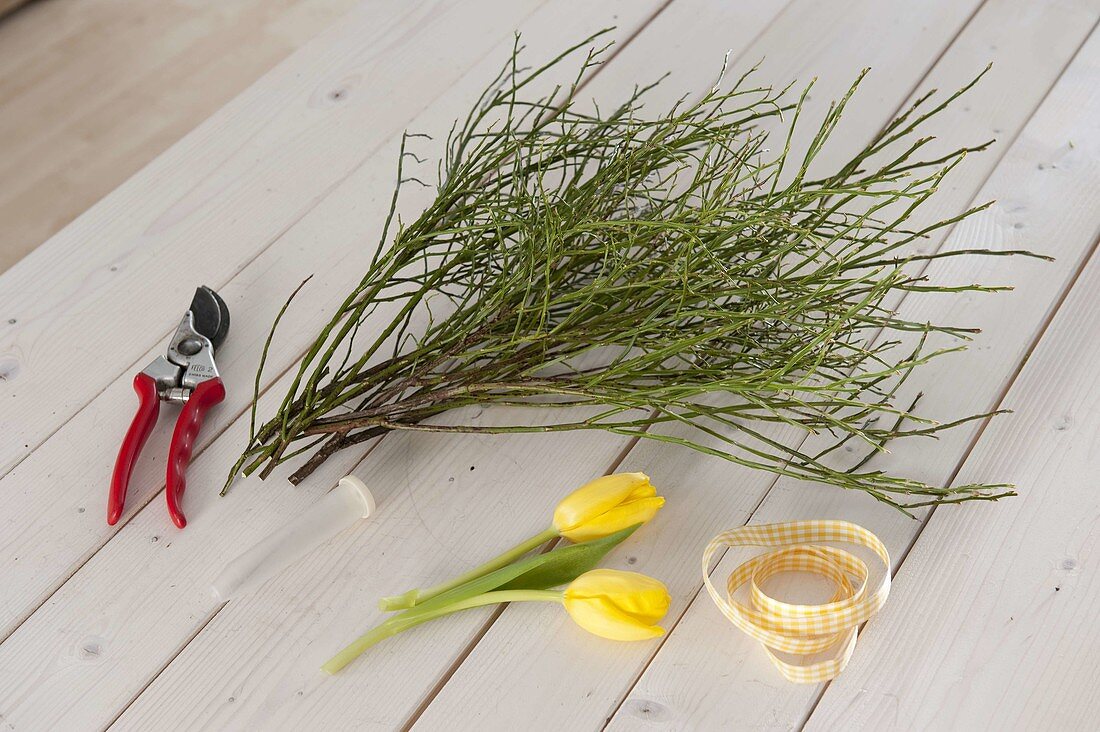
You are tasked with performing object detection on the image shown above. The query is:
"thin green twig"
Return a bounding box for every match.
[225,33,1036,511]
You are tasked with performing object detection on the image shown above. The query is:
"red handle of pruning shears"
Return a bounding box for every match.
[108,373,161,525]
[109,286,230,529]
[164,377,225,529]
[109,376,225,528]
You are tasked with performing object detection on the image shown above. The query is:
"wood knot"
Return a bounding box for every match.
[78,636,105,661]
[0,355,20,382]
[624,698,673,722]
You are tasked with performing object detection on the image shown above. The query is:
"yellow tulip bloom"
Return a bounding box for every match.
[379,472,664,611]
[326,566,672,673]
[553,472,665,542]
[563,568,670,641]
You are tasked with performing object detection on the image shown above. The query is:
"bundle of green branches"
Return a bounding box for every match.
[227,34,1034,511]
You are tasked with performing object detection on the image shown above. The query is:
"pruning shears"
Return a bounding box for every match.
[108,286,230,529]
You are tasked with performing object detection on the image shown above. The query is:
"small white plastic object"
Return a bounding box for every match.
[210,475,376,603]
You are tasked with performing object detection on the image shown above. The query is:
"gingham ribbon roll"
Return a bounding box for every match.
[702,520,890,683]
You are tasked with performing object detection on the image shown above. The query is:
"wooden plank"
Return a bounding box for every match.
[0,0,363,273]
[806,30,1100,730]
[0,1,28,20]
[0,4,668,729]
[603,10,1100,731]
[0,0,662,642]
[106,0,1034,729]
[413,1,1100,729]
[0,5,1086,730]
[0,372,374,729]
[0,0,550,481]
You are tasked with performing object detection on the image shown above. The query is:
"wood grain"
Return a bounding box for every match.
[0,0,564,637]
[0,2,667,729]
[806,27,1100,730]
[0,0,548,484]
[606,9,1100,731]
[113,0,1062,728]
[0,0,1096,729]
[415,1,1100,730]
[0,0,361,273]
[0,0,668,640]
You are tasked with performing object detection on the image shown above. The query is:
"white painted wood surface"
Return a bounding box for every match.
[0,0,662,641]
[423,2,1100,729]
[806,29,1100,730]
[1,0,1098,729]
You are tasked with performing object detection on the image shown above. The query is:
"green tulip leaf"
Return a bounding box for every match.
[498,524,640,592]
[400,524,639,618]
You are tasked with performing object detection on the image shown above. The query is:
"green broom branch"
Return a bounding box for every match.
[226,32,1038,511]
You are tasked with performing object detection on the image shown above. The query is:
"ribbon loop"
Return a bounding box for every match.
[702,520,890,683]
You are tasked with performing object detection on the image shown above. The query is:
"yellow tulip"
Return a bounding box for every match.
[553,472,665,542]
[563,568,670,641]
[379,472,664,610]
[326,567,672,673]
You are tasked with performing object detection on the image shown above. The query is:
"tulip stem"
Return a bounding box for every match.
[379,527,559,610]
[324,589,562,674]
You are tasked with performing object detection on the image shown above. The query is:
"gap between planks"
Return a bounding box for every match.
[404,2,1100,728]
[0,0,555,647]
[0,0,544,505]
[391,0,1011,724]
[105,0,1091,726]
[90,2,678,727]
[797,15,1100,727]
[2,4,686,726]
[0,0,544,489]
[397,428,651,731]
[605,14,1100,731]
[800,229,1100,730]
[8,0,1078,726]
[592,0,1006,724]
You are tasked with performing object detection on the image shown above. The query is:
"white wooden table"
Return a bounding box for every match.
[1,1,1099,729]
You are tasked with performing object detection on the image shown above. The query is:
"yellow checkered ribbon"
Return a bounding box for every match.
[701,520,890,683]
